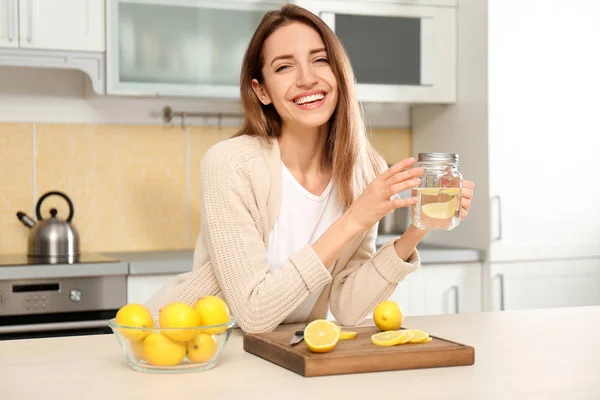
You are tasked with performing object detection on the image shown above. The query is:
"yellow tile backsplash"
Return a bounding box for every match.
[0,123,34,254]
[369,128,412,165]
[35,124,188,253]
[0,123,411,254]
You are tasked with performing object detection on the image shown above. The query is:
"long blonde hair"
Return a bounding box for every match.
[235,4,385,209]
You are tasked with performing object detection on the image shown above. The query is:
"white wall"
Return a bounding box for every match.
[0,66,411,128]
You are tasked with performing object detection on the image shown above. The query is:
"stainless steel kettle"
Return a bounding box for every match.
[16,191,80,263]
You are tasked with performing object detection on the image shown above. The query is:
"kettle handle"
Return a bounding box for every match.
[36,191,75,222]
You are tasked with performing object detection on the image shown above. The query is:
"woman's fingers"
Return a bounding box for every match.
[462,188,473,200]
[461,197,471,211]
[463,180,475,190]
[386,166,424,185]
[380,157,416,181]
[392,197,418,209]
[388,178,420,198]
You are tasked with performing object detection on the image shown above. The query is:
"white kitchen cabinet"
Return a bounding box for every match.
[490,259,600,312]
[293,0,456,103]
[423,263,482,315]
[106,0,283,98]
[412,0,600,264]
[16,0,104,51]
[327,266,427,322]
[0,0,18,48]
[127,274,177,305]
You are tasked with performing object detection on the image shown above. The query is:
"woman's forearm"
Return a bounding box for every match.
[311,213,364,269]
[394,224,428,261]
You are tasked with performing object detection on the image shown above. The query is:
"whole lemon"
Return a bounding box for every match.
[143,333,186,367]
[158,302,201,342]
[193,296,231,334]
[130,339,146,361]
[115,303,153,341]
[186,333,218,363]
[373,300,404,331]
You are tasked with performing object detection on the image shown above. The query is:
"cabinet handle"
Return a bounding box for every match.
[27,0,33,43]
[492,196,502,241]
[6,0,14,41]
[496,274,505,311]
[450,285,460,313]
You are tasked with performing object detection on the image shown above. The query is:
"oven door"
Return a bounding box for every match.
[0,309,118,341]
[0,275,127,341]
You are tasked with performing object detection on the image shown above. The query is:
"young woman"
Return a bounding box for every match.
[146,4,475,333]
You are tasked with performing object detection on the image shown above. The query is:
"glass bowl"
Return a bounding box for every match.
[108,315,236,374]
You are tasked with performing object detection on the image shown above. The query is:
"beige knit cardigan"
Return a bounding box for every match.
[145,135,420,333]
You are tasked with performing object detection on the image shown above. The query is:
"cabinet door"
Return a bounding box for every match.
[0,0,17,48]
[423,263,482,315]
[490,259,600,312]
[127,275,176,305]
[106,0,274,98]
[488,0,600,262]
[326,268,426,322]
[18,0,104,51]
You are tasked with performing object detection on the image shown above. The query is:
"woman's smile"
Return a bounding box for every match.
[292,90,328,110]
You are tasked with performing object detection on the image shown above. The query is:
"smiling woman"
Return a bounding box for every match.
[145,4,475,334]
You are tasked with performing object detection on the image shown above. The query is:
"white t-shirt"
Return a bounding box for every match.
[267,162,343,324]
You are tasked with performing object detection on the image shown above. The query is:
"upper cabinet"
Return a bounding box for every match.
[293,0,457,103]
[0,0,18,48]
[106,0,282,98]
[0,0,104,51]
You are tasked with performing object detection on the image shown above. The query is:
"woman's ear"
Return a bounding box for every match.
[251,79,272,105]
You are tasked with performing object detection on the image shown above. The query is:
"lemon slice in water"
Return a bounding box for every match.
[422,196,459,219]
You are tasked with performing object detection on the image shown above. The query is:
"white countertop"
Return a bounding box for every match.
[2,306,599,399]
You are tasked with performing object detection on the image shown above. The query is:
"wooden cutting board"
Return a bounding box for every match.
[243,325,475,377]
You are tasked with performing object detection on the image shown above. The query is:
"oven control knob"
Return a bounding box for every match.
[69,289,82,302]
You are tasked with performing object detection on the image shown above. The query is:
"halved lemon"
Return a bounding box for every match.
[371,330,407,346]
[304,319,340,353]
[423,337,433,343]
[405,329,430,343]
[339,330,357,340]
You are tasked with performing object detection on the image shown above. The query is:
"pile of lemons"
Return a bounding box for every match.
[115,296,230,367]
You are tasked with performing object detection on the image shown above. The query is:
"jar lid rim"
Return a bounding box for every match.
[418,153,459,163]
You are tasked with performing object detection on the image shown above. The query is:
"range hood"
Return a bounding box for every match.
[0,48,105,95]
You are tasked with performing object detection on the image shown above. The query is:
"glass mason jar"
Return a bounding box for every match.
[410,153,463,231]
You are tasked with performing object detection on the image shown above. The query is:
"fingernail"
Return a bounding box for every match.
[413,178,421,184]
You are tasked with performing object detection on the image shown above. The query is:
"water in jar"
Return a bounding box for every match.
[411,187,462,230]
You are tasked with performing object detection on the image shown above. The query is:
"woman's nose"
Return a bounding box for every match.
[296,65,318,87]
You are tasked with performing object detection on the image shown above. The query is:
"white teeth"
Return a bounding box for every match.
[294,93,325,105]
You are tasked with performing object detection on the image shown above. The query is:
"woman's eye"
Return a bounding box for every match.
[275,65,289,72]
[315,58,329,64]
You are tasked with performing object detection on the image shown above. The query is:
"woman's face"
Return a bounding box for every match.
[252,22,339,130]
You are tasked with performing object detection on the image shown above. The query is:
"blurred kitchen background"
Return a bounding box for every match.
[1,0,599,339]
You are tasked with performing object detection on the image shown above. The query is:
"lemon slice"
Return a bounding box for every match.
[339,330,357,340]
[423,337,433,343]
[304,319,340,353]
[371,330,407,346]
[399,330,414,344]
[405,329,430,343]
[422,196,459,219]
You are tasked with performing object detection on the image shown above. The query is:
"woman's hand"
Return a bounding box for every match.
[460,180,475,219]
[343,157,423,233]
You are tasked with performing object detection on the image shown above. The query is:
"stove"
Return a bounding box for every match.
[0,253,120,266]
[0,253,127,341]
